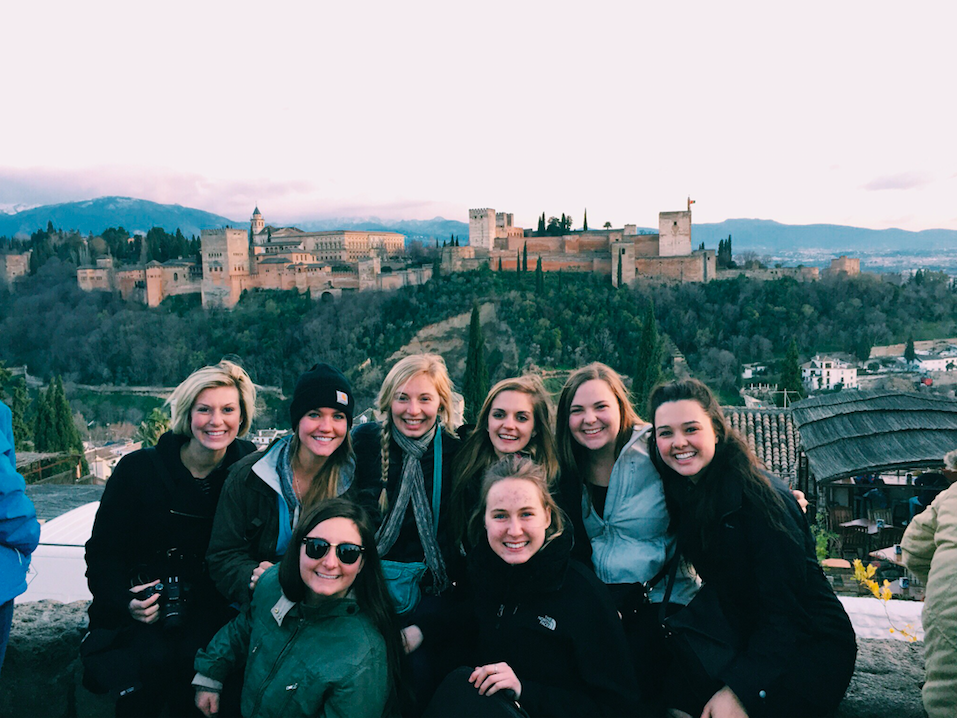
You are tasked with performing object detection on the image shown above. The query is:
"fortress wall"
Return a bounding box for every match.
[632,234,661,257]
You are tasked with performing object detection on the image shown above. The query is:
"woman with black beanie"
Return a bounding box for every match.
[207,362,362,606]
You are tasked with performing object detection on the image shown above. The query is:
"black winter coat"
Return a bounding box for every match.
[85,431,256,632]
[423,529,642,717]
[352,422,462,584]
[660,449,856,717]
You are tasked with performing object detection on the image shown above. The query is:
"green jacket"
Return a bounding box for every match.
[194,566,389,718]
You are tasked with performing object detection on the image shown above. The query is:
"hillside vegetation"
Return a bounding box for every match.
[2,260,955,410]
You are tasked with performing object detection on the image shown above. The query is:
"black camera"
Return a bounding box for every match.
[131,549,190,631]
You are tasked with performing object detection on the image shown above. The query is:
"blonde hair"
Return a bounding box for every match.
[167,359,256,437]
[555,362,640,480]
[374,354,463,509]
[467,454,565,550]
[451,374,559,546]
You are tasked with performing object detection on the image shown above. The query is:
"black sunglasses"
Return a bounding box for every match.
[302,537,365,565]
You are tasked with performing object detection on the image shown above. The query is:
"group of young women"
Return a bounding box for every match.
[85,352,857,718]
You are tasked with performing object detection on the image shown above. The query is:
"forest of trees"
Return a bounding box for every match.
[2,258,956,423]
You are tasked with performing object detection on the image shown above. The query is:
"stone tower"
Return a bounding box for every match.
[658,210,692,257]
[201,228,250,308]
[468,208,495,249]
[251,206,265,236]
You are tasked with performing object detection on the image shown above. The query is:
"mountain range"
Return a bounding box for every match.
[3,197,957,271]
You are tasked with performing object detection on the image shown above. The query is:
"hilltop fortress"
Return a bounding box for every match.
[452,207,716,285]
[77,208,430,307]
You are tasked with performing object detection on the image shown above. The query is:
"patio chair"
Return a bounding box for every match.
[869,507,893,525]
[839,525,869,561]
[828,505,853,531]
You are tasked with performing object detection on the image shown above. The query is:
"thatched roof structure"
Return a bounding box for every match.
[724,407,802,483]
[790,389,957,484]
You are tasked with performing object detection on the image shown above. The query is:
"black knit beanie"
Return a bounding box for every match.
[290,363,355,429]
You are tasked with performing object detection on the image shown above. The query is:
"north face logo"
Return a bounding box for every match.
[537,615,556,631]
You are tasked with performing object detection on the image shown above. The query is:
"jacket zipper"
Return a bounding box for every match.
[251,616,303,715]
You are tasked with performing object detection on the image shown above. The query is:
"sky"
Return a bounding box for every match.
[3,1,956,232]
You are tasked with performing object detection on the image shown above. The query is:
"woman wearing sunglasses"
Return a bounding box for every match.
[194,499,404,718]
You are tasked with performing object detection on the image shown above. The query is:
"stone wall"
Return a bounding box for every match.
[0,600,928,717]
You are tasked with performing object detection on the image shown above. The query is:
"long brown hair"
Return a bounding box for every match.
[451,375,560,547]
[555,363,641,485]
[648,379,794,563]
[279,499,404,712]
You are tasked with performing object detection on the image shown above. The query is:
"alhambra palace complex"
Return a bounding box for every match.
[64,204,859,307]
[76,208,428,308]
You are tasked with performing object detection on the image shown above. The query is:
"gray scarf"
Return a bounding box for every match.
[375,422,449,593]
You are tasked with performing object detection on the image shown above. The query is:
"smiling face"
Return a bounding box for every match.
[299,517,364,602]
[484,477,552,565]
[297,407,348,460]
[568,379,622,455]
[189,385,241,454]
[654,399,718,482]
[487,390,535,458]
[390,372,440,439]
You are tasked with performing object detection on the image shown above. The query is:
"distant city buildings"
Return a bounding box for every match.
[76,208,431,308]
[802,354,859,391]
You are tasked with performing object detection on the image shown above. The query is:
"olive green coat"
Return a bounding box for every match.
[194,566,388,718]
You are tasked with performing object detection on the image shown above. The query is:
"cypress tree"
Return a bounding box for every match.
[9,378,31,450]
[535,256,544,294]
[780,338,805,401]
[583,208,588,231]
[463,301,489,424]
[51,376,83,454]
[522,243,528,272]
[904,336,916,364]
[497,257,502,272]
[632,300,662,417]
[516,250,521,273]
[537,213,546,234]
[32,385,55,452]
[617,252,623,287]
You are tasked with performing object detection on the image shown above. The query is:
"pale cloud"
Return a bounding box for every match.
[862,173,935,192]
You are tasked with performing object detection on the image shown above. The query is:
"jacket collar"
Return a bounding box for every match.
[253,436,357,496]
[269,590,360,626]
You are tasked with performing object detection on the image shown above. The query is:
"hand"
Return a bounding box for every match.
[128,579,161,624]
[195,689,220,717]
[470,662,522,700]
[791,489,809,514]
[700,685,747,718]
[401,625,423,654]
[250,561,273,591]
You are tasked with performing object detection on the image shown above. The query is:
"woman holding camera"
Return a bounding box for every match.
[84,360,258,717]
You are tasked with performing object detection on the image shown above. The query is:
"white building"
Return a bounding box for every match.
[802,355,859,391]
[916,354,956,372]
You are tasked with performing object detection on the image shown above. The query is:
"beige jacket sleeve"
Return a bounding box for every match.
[901,482,957,583]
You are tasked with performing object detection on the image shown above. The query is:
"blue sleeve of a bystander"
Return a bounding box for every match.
[0,401,41,604]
